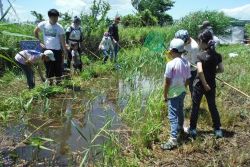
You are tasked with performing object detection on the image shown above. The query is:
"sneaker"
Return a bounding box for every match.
[188,128,197,138]
[160,138,177,150]
[214,129,223,138]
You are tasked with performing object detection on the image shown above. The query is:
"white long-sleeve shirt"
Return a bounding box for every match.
[99,36,114,51]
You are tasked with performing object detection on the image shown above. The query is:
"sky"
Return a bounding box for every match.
[1,0,250,22]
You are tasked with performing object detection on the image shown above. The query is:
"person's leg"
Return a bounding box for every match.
[177,92,186,132]
[67,49,72,68]
[102,49,109,63]
[114,43,119,63]
[205,88,221,130]
[44,57,54,85]
[190,84,204,130]
[17,62,35,89]
[189,70,197,96]
[54,50,63,84]
[161,95,184,150]
[168,96,181,139]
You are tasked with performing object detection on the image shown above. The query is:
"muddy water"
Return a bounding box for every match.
[0,75,159,165]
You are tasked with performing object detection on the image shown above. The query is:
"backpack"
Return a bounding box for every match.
[68,26,83,42]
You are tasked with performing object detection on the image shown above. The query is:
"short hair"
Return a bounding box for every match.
[48,9,60,17]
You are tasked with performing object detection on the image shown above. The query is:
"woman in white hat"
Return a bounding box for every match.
[15,50,55,89]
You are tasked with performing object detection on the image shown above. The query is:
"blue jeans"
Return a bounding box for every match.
[102,49,113,63]
[16,61,35,89]
[167,92,186,139]
[111,43,119,63]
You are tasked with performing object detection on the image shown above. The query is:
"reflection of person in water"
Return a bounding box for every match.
[59,116,71,155]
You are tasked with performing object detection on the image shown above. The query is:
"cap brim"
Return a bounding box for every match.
[50,57,56,61]
[198,25,203,29]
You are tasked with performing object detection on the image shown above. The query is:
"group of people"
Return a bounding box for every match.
[161,21,224,150]
[15,9,121,89]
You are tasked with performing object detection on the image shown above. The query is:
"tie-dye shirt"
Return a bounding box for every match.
[164,57,191,98]
[15,50,42,65]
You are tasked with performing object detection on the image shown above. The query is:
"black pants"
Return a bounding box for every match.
[44,49,63,78]
[190,82,221,130]
[67,49,72,68]
[189,70,197,95]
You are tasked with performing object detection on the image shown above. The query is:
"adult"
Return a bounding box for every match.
[108,16,121,63]
[199,20,220,46]
[65,16,83,69]
[188,29,224,139]
[175,30,199,95]
[34,9,67,85]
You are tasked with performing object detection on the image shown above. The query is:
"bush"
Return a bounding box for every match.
[122,14,142,27]
[176,10,232,38]
[245,24,250,38]
[122,10,158,27]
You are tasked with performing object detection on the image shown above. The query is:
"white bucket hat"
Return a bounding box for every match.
[44,50,55,61]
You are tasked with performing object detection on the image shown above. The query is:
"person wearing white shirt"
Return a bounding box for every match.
[98,32,114,63]
[34,9,67,85]
[175,29,199,95]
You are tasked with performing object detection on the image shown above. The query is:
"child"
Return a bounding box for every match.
[71,42,82,72]
[98,32,114,63]
[161,38,191,150]
[188,29,224,138]
[15,50,55,89]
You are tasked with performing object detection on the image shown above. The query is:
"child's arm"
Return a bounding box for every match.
[197,62,211,91]
[98,38,104,50]
[163,77,171,101]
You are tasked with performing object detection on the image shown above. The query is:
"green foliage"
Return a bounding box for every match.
[25,137,54,151]
[176,10,231,38]
[121,14,141,27]
[137,0,174,25]
[59,12,73,26]
[122,10,158,27]
[245,24,250,37]
[30,11,44,23]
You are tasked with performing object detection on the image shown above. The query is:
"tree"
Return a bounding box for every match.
[133,0,175,26]
[30,11,44,23]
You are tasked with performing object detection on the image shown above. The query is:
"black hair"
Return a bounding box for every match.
[198,29,213,43]
[198,29,220,57]
[48,9,60,17]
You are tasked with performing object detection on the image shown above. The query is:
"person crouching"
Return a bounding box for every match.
[15,50,55,89]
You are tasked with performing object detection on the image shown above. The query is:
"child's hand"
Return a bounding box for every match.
[40,43,46,49]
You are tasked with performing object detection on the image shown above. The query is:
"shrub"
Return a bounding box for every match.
[245,24,250,38]
[176,10,232,38]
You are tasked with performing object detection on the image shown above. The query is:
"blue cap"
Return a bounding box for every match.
[175,30,190,43]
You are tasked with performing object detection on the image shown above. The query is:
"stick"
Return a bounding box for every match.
[216,77,250,98]
[83,47,101,59]
[10,119,53,151]
[190,63,250,98]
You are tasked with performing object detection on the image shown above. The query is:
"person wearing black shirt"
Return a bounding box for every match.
[108,16,120,63]
[188,29,224,138]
